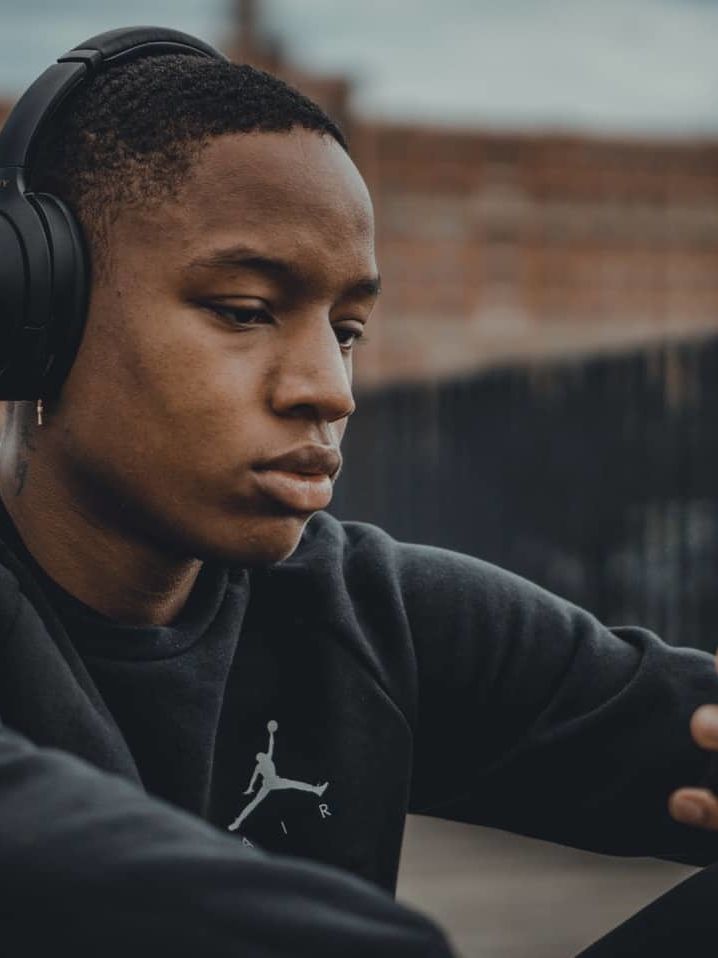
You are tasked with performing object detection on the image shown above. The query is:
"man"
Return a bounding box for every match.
[1,28,718,957]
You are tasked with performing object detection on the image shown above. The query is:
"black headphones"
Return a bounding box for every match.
[0,26,227,400]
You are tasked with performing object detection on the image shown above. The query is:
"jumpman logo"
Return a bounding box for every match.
[228,720,328,832]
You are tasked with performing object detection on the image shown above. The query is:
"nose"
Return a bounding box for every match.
[269,315,356,424]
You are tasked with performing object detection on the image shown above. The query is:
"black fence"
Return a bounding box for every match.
[330,336,718,652]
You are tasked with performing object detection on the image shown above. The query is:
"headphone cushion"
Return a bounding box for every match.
[27,192,89,395]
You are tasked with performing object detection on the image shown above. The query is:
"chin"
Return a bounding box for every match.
[198,512,313,567]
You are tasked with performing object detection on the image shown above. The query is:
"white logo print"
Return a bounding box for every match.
[228,720,329,832]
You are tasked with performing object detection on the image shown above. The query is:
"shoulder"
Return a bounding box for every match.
[287,510,578,633]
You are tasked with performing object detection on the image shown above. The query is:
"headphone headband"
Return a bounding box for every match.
[0,26,227,170]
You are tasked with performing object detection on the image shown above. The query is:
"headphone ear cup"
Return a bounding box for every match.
[0,212,30,378]
[0,193,53,399]
[27,192,90,396]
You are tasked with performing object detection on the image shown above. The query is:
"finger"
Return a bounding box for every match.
[669,787,718,828]
[690,706,718,750]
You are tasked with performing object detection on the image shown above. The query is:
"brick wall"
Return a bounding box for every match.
[350,123,718,388]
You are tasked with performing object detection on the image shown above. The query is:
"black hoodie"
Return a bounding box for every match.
[0,500,717,955]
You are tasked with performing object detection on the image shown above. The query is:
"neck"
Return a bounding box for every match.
[0,406,201,627]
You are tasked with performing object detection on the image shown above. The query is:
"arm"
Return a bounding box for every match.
[0,720,454,957]
[268,721,276,759]
[397,540,718,866]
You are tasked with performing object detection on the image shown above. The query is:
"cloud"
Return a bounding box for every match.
[0,0,228,92]
[270,0,718,133]
[2,0,717,135]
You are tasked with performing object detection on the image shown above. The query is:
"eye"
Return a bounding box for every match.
[204,304,273,328]
[335,325,368,353]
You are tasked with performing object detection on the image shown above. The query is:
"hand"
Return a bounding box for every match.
[669,704,718,829]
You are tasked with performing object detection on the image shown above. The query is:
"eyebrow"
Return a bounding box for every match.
[187,244,382,299]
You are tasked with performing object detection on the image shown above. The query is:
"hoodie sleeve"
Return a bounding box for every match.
[0,721,454,956]
[398,539,718,866]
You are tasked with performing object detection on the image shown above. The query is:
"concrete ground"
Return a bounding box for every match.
[396,815,697,958]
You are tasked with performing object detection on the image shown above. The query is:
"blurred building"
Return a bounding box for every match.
[2,0,717,390]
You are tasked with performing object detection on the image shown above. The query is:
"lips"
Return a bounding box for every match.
[254,445,342,478]
[252,445,341,512]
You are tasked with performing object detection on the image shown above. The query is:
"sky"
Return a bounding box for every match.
[1,0,717,136]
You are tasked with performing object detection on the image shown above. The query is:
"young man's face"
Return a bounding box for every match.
[48,129,379,565]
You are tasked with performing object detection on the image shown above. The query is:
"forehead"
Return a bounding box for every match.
[121,130,376,279]
[191,130,373,228]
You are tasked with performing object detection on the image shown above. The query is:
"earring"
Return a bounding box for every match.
[36,399,44,426]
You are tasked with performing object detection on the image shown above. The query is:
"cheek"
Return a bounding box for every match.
[79,294,240,414]
[58,302,254,471]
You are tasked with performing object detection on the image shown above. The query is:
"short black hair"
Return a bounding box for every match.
[30,53,348,274]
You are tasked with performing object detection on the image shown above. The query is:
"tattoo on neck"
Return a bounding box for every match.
[14,419,37,497]
[14,459,28,496]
